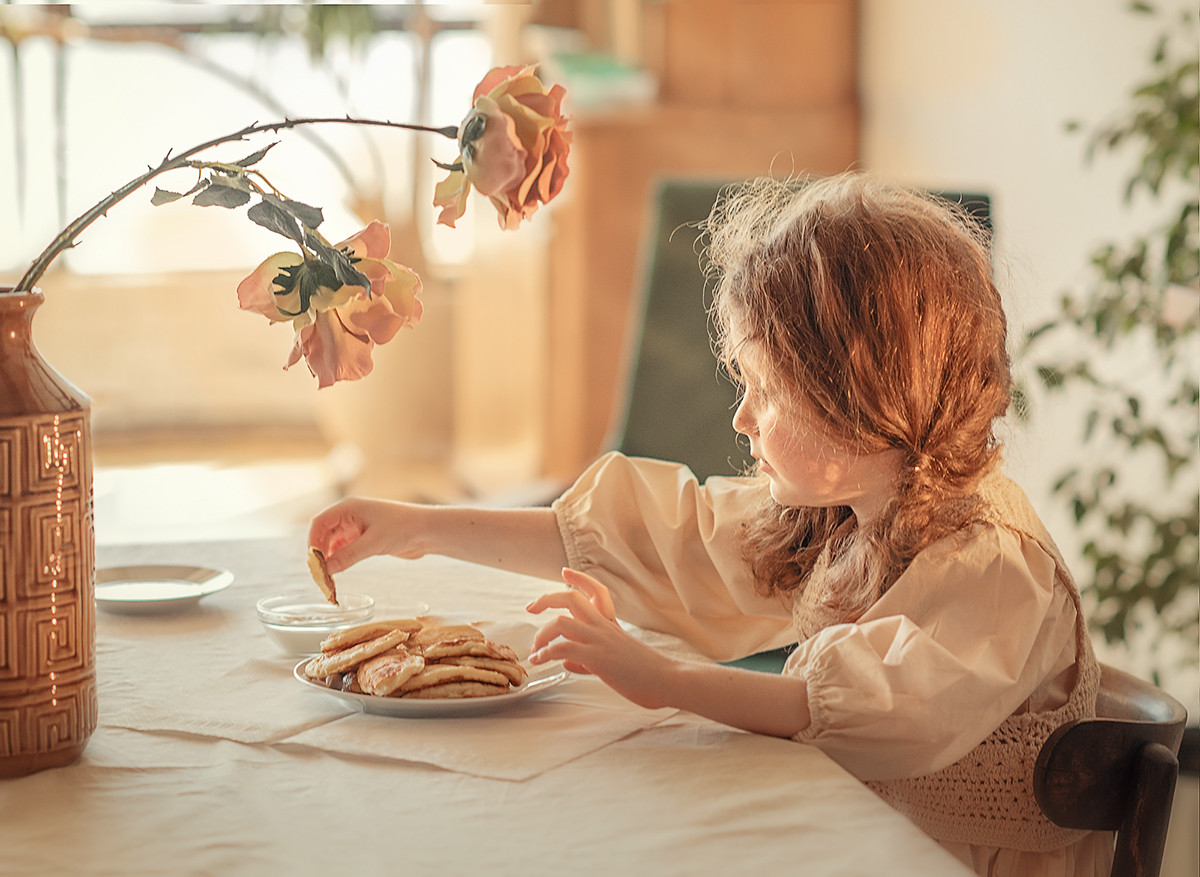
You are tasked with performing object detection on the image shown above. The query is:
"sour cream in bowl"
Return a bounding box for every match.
[256,593,376,656]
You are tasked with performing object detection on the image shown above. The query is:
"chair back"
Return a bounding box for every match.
[607,178,993,482]
[607,178,748,481]
[1034,663,1188,877]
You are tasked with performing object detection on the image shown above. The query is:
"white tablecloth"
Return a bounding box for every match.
[0,537,976,876]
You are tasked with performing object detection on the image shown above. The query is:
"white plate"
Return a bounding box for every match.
[95,565,234,614]
[293,659,569,718]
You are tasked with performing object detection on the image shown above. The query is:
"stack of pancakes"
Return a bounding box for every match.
[303,619,528,699]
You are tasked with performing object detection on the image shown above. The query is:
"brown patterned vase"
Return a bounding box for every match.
[0,286,97,778]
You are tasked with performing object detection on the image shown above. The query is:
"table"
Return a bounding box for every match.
[0,536,975,876]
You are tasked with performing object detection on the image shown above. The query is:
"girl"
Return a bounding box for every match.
[307,173,1107,877]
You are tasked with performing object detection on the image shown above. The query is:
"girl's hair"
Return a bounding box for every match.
[704,173,1011,618]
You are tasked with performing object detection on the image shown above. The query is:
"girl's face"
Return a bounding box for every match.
[730,341,900,523]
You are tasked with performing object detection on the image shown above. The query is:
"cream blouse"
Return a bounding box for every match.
[552,452,1113,877]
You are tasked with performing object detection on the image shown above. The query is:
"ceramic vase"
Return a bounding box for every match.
[0,286,97,778]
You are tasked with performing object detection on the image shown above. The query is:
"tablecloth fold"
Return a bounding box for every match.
[281,675,677,781]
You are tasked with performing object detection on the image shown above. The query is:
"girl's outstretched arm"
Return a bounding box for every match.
[308,498,568,581]
[527,569,812,738]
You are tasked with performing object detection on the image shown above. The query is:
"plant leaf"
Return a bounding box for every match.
[248,198,305,246]
[272,259,340,316]
[304,231,370,291]
[281,197,324,230]
[235,143,277,168]
[295,261,340,314]
[151,176,208,207]
[192,183,252,208]
[151,188,187,205]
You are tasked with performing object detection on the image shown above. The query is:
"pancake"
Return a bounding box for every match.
[320,619,421,652]
[437,655,528,686]
[420,639,520,663]
[307,547,337,605]
[301,618,528,701]
[402,681,509,699]
[304,628,409,678]
[394,663,510,693]
[358,651,426,696]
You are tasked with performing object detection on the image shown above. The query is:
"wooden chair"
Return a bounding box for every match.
[1034,663,1188,877]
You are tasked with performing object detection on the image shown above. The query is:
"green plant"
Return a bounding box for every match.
[1021,3,1199,660]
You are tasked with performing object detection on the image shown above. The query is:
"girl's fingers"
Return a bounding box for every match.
[525,570,616,623]
[306,519,332,553]
[524,593,560,615]
[526,571,622,671]
[307,516,359,563]
[529,613,594,653]
[526,586,605,623]
[530,642,591,675]
[324,544,359,576]
[526,590,583,614]
[530,616,570,652]
[561,568,617,621]
[527,632,594,676]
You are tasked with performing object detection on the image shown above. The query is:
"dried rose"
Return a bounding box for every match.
[434,64,572,230]
[236,221,422,388]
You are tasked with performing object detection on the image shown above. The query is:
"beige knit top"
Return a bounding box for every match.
[860,472,1100,852]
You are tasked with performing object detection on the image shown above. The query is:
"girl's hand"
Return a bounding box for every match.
[307,498,426,575]
[526,568,676,710]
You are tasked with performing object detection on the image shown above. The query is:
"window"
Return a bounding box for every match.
[1,3,495,278]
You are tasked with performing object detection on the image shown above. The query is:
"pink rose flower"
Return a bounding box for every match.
[434,65,572,230]
[236,220,422,388]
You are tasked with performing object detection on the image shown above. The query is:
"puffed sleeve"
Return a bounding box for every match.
[552,452,795,661]
[789,524,1079,781]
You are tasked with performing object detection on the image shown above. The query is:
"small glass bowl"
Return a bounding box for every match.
[256,592,375,656]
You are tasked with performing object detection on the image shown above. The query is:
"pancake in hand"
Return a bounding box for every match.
[307,547,337,605]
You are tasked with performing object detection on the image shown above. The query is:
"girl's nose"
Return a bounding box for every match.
[732,397,756,436]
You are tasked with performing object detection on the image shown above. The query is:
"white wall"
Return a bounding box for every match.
[861,4,1197,871]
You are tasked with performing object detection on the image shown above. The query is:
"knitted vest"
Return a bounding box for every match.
[798,473,1100,852]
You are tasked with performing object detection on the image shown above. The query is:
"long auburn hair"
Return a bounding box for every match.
[704,173,1012,618]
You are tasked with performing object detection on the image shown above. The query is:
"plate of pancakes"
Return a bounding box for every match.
[292,617,569,718]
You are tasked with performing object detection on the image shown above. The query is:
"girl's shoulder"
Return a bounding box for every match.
[973,469,1072,572]
[974,469,1049,536]
[914,468,1074,594]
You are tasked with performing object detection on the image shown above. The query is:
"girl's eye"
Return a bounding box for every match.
[740,383,767,411]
